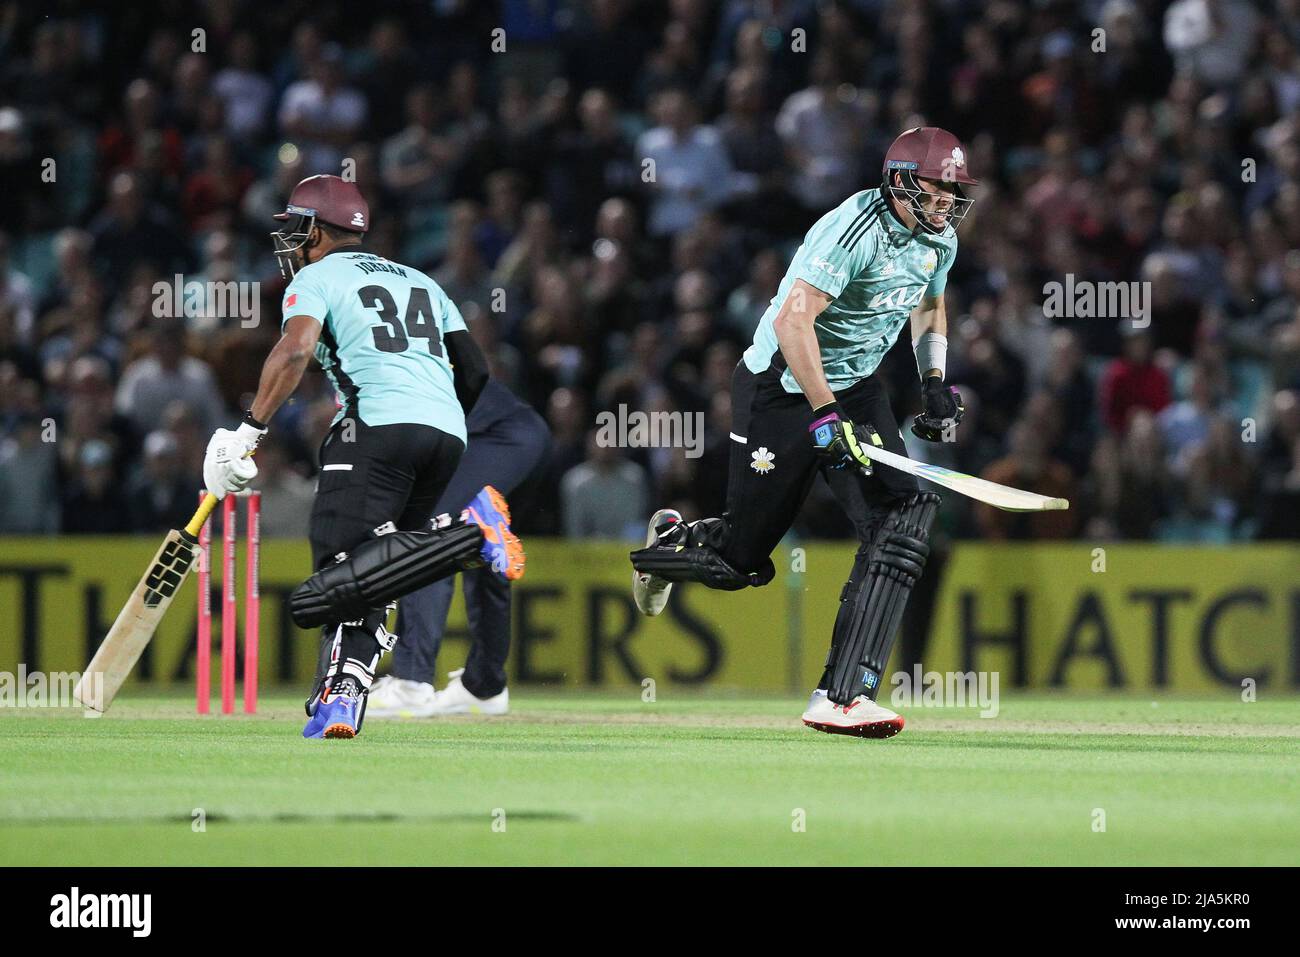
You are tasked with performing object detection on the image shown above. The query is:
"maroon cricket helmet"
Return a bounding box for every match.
[273,174,370,232]
[271,175,369,279]
[882,127,978,233]
[883,126,979,186]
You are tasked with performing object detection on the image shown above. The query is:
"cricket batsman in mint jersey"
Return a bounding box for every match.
[631,127,975,738]
[201,174,525,740]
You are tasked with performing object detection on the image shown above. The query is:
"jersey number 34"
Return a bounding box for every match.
[358,285,444,356]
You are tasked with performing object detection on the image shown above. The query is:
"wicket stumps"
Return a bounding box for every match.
[196,490,261,714]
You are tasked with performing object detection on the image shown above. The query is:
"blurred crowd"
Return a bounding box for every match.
[1,0,1299,543]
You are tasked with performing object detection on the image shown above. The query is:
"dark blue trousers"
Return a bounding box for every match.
[391,400,549,697]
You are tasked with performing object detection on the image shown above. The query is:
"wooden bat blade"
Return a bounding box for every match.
[73,529,200,712]
[855,443,1070,512]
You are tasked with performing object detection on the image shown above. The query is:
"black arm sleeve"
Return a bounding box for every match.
[444,329,488,415]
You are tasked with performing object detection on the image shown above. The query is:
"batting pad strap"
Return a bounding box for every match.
[912,332,947,380]
[290,524,483,628]
[631,544,758,591]
[340,658,377,685]
[873,533,929,580]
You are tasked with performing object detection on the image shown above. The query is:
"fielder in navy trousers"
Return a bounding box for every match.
[392,379,550,697]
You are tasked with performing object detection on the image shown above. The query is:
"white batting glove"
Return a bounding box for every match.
[203,421,265,499]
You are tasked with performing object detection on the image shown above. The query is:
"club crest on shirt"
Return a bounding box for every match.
[750,447,775,474]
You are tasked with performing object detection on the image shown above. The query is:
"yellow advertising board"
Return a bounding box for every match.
[0,537,791,692]
[921,544,1300,692]
[0,537,1296,693]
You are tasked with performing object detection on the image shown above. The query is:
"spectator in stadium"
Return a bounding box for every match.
[723,247,782,340]
[1158,362,1225,476]
[561,435,648,540]
[61,439,133,534]
[249,435,315,539]
[356,18,422,140]
[1256,391,1300,538]
[1164,0,1258,88]
[125,429,196,533]
[58,355,135,476]
[432,230,495,315]
[380,84,457,211]
[1090,409,1173,540]
[36,228,95,320]
[212,31,275,143]
[636,88,736,238]
[0,230,35,344]
[776,49,870,213]
[1099,326,1173,433]
[277,42,367,173]
[1178,415,1256,539]
[114,321,224,438]
[0,413,59,533]
[545,87,636,245]
[180,134,253,233]
[88,171,190,295]
[98,78,184,184]
[977,420,1078,541]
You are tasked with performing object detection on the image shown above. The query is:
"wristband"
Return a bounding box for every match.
[235,421,267,445]
[242,410,269,432]
[913,332,948,381]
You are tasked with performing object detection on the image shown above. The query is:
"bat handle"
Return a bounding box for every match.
[186,494,220,539]
[185,447,257,538]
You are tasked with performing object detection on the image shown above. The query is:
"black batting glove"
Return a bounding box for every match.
[911,375,964,443]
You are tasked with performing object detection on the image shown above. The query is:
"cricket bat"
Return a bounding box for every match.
[855,443,1070,512]
[73,493,220,712]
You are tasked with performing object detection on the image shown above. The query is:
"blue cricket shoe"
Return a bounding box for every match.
[464,485,525,581]
[303,689,362,739]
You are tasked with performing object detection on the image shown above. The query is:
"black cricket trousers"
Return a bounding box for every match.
[309,417,464,572]
[720,360,919,575]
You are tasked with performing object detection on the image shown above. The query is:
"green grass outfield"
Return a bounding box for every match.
[2,692,1298,866]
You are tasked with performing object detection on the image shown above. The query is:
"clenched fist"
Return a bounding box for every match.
[203,421,266,499]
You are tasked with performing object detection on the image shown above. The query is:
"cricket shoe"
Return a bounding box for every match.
[464,485,525,581]
[303,682,364,739]
[632,508,683,616]
[427,669,509,716]
[802,693,904,739]
[366,675,439,718]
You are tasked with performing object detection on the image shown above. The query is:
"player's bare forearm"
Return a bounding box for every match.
[250,315,321,423]
[774,279,836,410]
[249,340,311,423]
[910,295,947,379]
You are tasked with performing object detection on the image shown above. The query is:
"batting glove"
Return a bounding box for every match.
[809,404,883,477]
[912,375,964,443]
[203,420,265,499]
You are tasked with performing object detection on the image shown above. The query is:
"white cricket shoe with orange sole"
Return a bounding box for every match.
[802,691,905,739]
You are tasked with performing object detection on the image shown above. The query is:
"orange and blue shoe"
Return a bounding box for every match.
[302,683,363,739]
[464,485,525,581]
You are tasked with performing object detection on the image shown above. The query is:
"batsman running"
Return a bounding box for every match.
[201,174,524,739]
[631,127,975,739]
